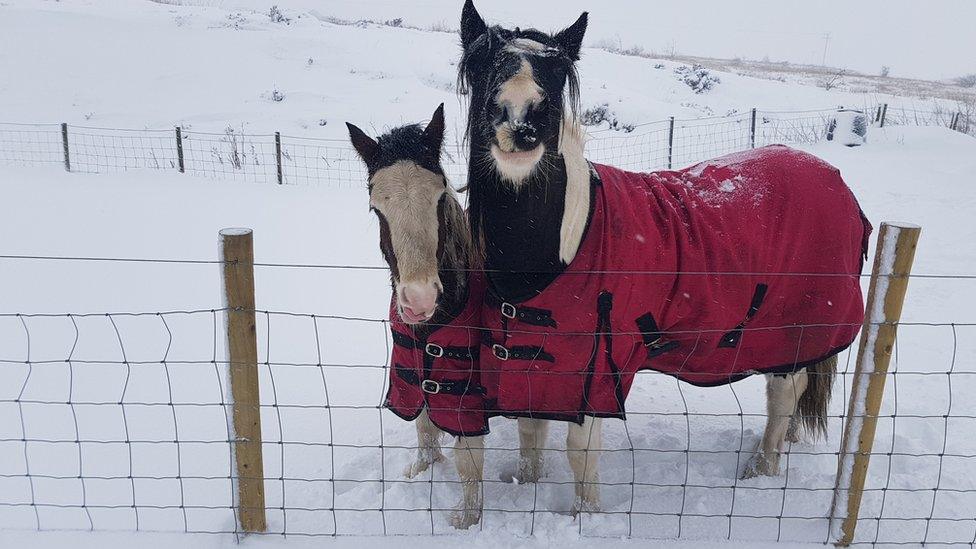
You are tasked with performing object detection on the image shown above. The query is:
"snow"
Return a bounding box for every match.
[2,127,973,548]
[0,0,962,136]
[1,1,975,548]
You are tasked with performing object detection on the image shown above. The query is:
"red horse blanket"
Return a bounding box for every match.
[385,275,489,437]
[479,145,871,423]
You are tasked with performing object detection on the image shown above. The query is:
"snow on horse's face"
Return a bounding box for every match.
[458,0,587,185]
[346,105,458,324]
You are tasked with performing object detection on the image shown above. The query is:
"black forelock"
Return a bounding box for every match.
[368,124,444,179]
[494,26,556,47]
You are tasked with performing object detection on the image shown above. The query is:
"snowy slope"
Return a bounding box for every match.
[0,0,958,138]
[151,0,976,81]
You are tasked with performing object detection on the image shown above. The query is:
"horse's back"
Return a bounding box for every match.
[602,144,869,277]
[591,146,871,385]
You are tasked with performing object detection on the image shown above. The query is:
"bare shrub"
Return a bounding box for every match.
[954,74,976,88]
[674,64,720,93]
[580,104,635,132]
[268,5,291,25]
[819,69,847,91]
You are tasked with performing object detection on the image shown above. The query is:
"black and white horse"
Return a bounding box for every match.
[456,0,841,513]
[347,105,486,528]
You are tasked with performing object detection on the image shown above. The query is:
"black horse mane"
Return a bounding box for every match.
[367,124,444,179]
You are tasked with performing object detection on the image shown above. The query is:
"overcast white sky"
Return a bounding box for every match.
[207,0,974,80]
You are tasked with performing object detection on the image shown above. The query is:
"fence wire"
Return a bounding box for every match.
[1,104,969,187]
[0,293,974,544]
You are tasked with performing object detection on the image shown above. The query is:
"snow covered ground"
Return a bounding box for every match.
[1,1,975,548]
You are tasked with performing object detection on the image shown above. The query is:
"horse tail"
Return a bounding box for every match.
[797,354,838,441]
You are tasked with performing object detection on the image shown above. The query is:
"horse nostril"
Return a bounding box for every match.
[513,125,538,149]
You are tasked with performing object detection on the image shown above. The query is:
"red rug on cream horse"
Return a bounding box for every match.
[478,145,872,423]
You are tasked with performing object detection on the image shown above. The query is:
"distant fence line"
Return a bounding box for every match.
[0,103,970,187]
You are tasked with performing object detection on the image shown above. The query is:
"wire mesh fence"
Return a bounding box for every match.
[1,103,969,187]
[0,123,63,167]
[0,260,974,545]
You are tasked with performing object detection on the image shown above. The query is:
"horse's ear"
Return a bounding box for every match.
[555,12,588,60]
[346,122,379,168]
[460,0,487,48]
[423,103,446,156]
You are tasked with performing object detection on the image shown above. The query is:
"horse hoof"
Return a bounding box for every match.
[403,452,444,478]
[514,456,544,483]
[450,507,482,529]
[741,454,780,479]
[572,496,601,517]
[515,467,543,484]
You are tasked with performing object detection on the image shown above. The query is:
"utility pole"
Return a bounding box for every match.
[821,32,831,66]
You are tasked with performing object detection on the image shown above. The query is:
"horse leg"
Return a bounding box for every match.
[450,435,485,529]
[784,415,801,444]
[404,409,444,478]
[516,418,550,483]
[567,416,603,514]
[741,369,809,478]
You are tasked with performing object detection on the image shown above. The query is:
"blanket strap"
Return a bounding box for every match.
[391,330,479,361]
[635,312,680,357]
[393,363,486,396]
[485,293,557,328]
[481,332,556,362]
[718,283,769,349]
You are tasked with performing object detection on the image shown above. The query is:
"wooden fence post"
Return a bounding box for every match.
[750,107,757,149]
[274,132,283,185]
[950,112,960,131]
[879,103,888,128]
[220,228,267,533]
[667,116,675,170]
[61,123,70,172]
[176,126,185,173]
[829,222,921,546]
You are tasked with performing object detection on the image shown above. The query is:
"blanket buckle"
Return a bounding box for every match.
[492,344,510,361]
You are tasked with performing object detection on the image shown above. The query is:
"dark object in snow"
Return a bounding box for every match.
[827,109,868,147]
[674,64,720,93]
[268,5,290,25]
[270,89,285,102]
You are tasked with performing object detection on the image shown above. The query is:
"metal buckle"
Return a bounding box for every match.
[425,343,444,357]
[492,344,510,361]
[501,302,517,319]
[643,336,662,348]
[421,379,441,394]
